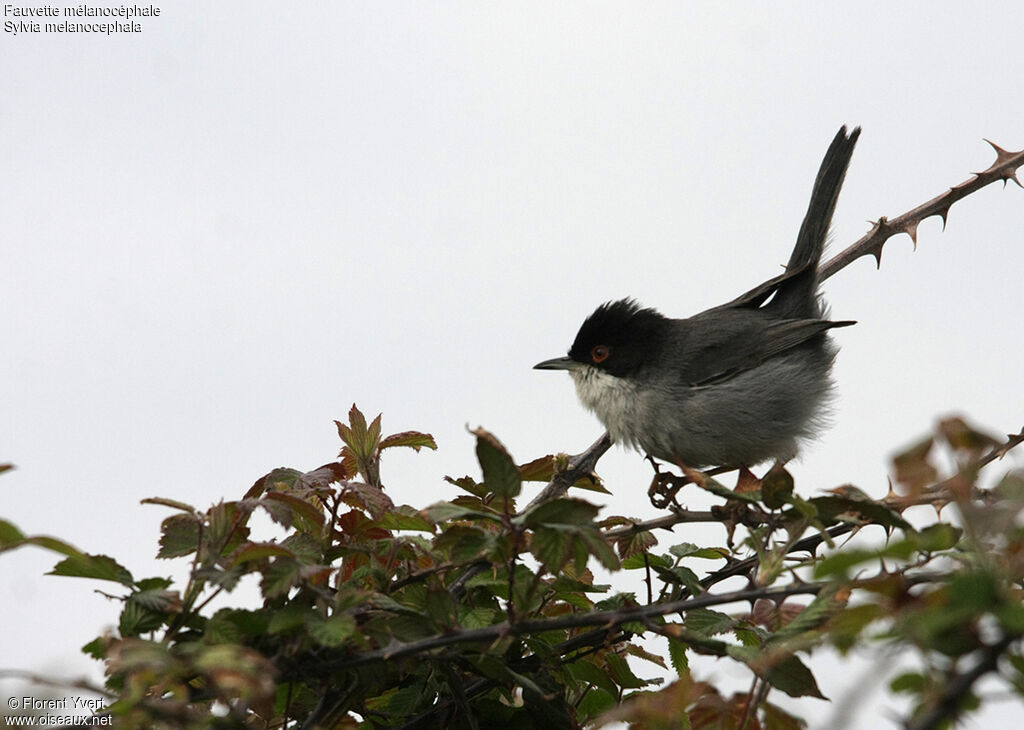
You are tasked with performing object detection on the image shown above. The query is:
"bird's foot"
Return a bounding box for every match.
[645,454,708,510]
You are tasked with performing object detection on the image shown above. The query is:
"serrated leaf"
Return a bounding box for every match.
[231,542,296,566]
[668,542,730,560]
[308,613,357,647]
[422,502,500,524]
[520,497,600,528]
[685,608,737,637]
[339,480,395,520]
[531,527,573,570]
[263,492,325,533]
[131,587,183,613]
[622,552,671,570]
[365,685,425,717]
[260,558,301,599]
[568,659,618,696]
[118,601,166,637]
[614,529,658,560]
[376,507,435,532]
[444,474,488,498]
[625,643,667,669]
[667,637,690,675]
[808,495,912,530]
[267,603,315,633]
[813,549,877,579]
[472,427,521,499]
[380,430,438,452]
[459,606,497,629]
[604,653,646,689]
[50,553,133,586]
[433,524,496,562]
[765,654,826,699]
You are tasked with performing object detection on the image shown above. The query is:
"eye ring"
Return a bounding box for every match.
[591,345,611,363]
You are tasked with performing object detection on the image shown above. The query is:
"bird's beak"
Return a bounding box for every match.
[533,356,579,371]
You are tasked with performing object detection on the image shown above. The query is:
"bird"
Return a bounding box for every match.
[534,126,860,474]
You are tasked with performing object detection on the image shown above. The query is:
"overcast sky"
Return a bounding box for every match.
[3,3,1023,728]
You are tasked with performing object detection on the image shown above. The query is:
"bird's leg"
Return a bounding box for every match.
[646,453,712,510]
[671,452,707,489]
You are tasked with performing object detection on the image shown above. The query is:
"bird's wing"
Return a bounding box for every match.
[671,313,854,387]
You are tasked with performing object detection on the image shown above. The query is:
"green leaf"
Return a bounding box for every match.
[0,518,26,547]
[260,558,301,599]
[422,501,501,525]
[568,659,618,696]
[520,497,600,528]
[308,613,357,647]
[444,474,488,498]
[459,607,497,629]
[668,542,730,560]
[685,608,737,637]
[668,637,690,675]
[231,542,296,566]
[365,685,424,718]
[50,553,133,586]
[379,430,437,452]
[335,404,382,462]
[433,525,496,562]
[376,506,435,532]
[131,587,182,613]
[890,672,927,694]
[118,599,168,637]
[425,587,458,626]
[604,653,647,689]
[263,492,325,534]
[771,587,841,641]
[808,495,912,530]
[765,654,826,699]
[813,549,877,579]
[472,427,522,499]
[267,603,315,634]
[531,527,573,570]
[157,513,201,559]
[912,523,961,551]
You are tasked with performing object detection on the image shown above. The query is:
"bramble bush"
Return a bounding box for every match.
[3,138,1023,730]
[2,405,1024,730]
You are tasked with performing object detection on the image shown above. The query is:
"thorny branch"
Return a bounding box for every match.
[819,140,1023,281]
[904,634,1020,730]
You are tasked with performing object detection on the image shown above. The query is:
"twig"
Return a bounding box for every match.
[298,582,826,675]
[820,141,1023,281]
[525,433,612,509]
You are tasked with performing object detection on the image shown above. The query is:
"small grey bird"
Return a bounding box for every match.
[535,126,860,470]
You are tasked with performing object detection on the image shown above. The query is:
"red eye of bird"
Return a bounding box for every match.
[591,345,611,363]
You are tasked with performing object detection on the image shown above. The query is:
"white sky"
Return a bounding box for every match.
[3,3,1023,728]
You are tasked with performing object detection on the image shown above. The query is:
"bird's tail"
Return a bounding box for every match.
[766,126,860,319]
